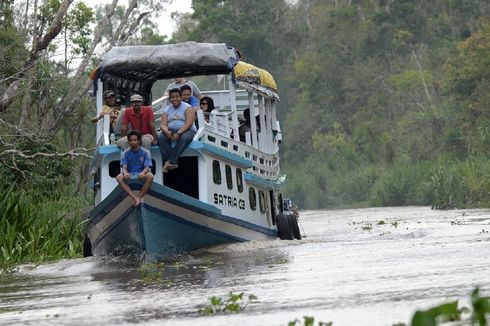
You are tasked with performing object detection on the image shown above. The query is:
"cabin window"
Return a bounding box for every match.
[249,187,257,211]
[259,190,266,213]
[225,164,233,190]
[213,160,221,184]
[236,168,243,193]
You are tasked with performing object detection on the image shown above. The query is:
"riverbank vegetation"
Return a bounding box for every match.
[0,184,88,273]
[167,0,490,209]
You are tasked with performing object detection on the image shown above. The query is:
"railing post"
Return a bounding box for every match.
[95,79,103,145]
[248,91,258,148]
[228,75,239,139]
[258,95,266,152]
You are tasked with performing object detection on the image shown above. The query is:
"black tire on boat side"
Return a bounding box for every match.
[287,212,302,240]
[276,213,293,240]
[83,233,93,257]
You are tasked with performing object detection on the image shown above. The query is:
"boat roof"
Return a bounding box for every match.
[93,41,279,99]
[100,42,236,83]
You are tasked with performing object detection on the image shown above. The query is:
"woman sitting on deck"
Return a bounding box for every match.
[158,88,196,173]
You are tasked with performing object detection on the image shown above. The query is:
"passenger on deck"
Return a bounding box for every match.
[158,88,196,173]
[165,77,202,99]
[239,108,252,143]
[116,130,154,207]
[118,94,157,150]
[180,84,199,108]
[91,90,119,133]
[199,96,215,122]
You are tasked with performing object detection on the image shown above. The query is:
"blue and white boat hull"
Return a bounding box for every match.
[87,181,277,260]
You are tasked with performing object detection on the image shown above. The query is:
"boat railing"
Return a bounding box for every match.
[96,115,112,146]
[196,126,280,180]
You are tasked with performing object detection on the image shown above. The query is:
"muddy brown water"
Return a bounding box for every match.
[1,206,490,325]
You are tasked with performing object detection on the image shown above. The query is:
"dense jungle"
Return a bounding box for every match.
[1,0,490,268]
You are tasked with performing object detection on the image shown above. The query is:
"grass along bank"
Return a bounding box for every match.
[0,184,89,273]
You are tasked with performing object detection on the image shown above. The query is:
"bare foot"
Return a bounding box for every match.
[167,163,179,171]
[132,197,141,207]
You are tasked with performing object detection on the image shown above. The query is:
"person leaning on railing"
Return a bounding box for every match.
[158,88,196,173]
[199,96,215,122]
[91,90,119,133]
[117,94,157,150]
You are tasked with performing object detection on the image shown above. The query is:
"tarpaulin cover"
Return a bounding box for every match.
[99,42,237,84]
[93,42,279,99]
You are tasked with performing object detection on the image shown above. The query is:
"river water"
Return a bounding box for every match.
[1,206,490,326]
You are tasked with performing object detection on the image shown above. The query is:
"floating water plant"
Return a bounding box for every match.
[288,316,332,326]
[139,262,165,283]
[198,292,257,315]
[409,287,490,326]
[410,300,460,325]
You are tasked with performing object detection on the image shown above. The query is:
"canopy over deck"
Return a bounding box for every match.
[93,41,278,99]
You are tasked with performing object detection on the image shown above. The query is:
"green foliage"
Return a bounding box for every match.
[0,137,76,199]
[275,1,490,208]
[471,288,490,326]
[0,3,27,79]
[139,262,165,283]
[65,2,94,55]
[175,0,291,71]
[369,161,433,207]
[430,158,490,209]
[410,301,460,326]
[0,184,88,273]
[409,287,490,326]
[198,292,257,315]
[288,316,332,326]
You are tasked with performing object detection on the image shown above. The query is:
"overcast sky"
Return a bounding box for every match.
[83,0,193,36]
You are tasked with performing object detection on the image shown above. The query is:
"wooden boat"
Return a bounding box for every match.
[85,42,300,260]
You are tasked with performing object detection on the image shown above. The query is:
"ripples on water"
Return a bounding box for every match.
[1,206,490,325]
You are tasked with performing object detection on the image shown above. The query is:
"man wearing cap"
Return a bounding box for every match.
[118,94,158,150]
[91,90,119,132]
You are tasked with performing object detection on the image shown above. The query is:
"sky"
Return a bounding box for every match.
[83,0,193,36]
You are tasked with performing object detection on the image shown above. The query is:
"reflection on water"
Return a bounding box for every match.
[2,206,490,325]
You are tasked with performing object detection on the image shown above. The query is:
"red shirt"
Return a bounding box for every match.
[122,106,154,135]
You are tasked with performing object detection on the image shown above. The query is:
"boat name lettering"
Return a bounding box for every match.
[214,193,245,210]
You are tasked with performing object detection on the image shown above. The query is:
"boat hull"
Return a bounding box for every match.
[86,181,277,260]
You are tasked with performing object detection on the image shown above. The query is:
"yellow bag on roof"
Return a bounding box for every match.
[234,61,277,91]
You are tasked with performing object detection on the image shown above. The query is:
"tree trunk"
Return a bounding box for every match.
[0,0,74,113]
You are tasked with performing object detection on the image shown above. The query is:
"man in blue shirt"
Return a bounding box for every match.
[180,84,199,108]
[116,130,153,206]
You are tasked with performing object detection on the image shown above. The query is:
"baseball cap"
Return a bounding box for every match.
[130,94,143,102]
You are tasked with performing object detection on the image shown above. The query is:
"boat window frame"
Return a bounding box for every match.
[225,164,233,190]
[212,160,222,185]
[259,190,266,213]
[249,187,257,211]
[236,168,243,193]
